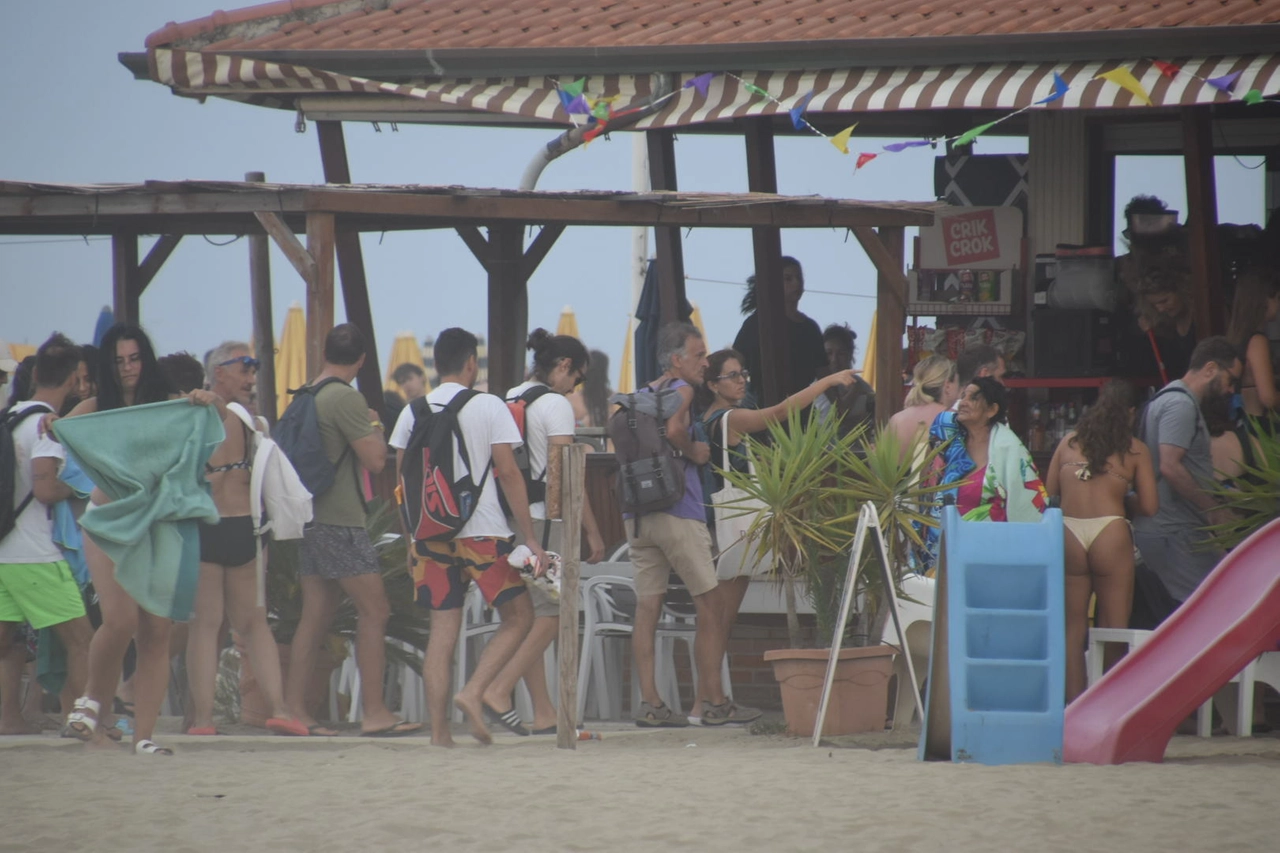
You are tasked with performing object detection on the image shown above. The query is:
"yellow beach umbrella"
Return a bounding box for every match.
[689,302,707,342]
[617,316,635,394]
[862,311,878,393]
[275,302,307,418]
[556,304,580,339]
[385,331,429,396]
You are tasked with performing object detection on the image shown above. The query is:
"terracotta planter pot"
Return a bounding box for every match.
[238,641,339,727]
[763,645,895,736]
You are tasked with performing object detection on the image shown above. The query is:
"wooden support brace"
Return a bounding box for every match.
[255,211,317,286]
[456,225,494,273]
[136,234,182,295]
[521,224,565,281]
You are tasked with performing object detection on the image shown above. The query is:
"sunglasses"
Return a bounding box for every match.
[218,356,260,371]
[715,370,750,382]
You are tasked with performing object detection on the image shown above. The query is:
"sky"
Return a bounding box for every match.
[1,1,1269,388]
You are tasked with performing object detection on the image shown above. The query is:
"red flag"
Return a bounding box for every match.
[1153,60,1180,79]
[855,152,878,170]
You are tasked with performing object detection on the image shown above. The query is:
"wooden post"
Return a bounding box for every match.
[853,226,907,422]
[316,120,386,415]
[647,129,687,325]
[305,212,336,378]
[744,118,789,407]
[556,442,587,749]
[246,172,277,426]
[111,233,139,324]
[1182,107,1224,338]
[486,223,527,394]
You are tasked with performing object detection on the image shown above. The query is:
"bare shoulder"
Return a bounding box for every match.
[66,397,99,417]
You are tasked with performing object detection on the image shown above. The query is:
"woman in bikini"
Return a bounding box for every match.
[57,323,224,755]
[1226,265,1280,432]
[1045,380,1158,702]
[887,355,959,461]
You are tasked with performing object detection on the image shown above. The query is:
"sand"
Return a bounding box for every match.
[2,723,1277,852]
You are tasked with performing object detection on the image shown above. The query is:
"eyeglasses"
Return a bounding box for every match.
[715,370,750,383]
[218,356,260,371]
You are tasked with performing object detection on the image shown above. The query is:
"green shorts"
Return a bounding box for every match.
[0,560,86,629]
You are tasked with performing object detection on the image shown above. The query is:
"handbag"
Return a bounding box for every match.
[710,411,772,579]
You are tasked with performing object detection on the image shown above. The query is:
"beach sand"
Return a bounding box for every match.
[3,722,1277,852]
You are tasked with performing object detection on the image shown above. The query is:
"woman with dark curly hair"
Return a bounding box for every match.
[1045,380,1158,701]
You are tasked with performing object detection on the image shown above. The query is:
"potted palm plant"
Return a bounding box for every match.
[1205,417,1280,550]
[720,408,947,736]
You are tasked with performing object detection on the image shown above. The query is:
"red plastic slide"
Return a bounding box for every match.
[1064,518,1280,764]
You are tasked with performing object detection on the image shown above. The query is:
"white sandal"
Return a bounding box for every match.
[133,739,174,756]
[64,697,101,741]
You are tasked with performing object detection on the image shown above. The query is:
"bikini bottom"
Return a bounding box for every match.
[1063,515,1127,552]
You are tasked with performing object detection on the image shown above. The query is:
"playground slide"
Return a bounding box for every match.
[1063,518,1280,764]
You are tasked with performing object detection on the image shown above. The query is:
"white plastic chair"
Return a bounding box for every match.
[1085,627,1216,736]
[1204,650,1280,736]
[889,573,935,731]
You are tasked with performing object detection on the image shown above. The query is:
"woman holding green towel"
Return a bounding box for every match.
[59,323,223,756]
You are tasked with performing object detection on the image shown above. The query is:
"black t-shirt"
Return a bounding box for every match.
[733,311,828,401]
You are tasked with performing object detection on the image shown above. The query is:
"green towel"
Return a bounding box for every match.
[53,399,224,620]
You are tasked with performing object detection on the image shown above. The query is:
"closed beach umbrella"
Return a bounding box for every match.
[556,305,580,339]
[385,331,429,395]
[634,259,692,387]
[689,301,707,342]
[618,316,635,394]
[275,302,307,418]
[8,342,36,362]
[92,306,114,347]
[862,311,878,393]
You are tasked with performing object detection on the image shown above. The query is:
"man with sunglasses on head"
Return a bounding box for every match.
[186,343,308,736]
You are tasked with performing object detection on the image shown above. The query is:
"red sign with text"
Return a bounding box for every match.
[941,209,1000,266]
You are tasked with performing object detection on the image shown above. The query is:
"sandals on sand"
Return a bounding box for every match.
[360,720,422,738]
[265,717,310,737]
[694,701,763,726]
[134,739,173,756]
[483,703,530,736]
[635,701,689,728]
[65,697,102,741]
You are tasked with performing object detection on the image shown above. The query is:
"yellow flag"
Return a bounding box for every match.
[829,124,858,155]
[1094,67,1153,106]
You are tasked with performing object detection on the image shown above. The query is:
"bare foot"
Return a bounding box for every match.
[452,694,492,745]
[430,735,456,748]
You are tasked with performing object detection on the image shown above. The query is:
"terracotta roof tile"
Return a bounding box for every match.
[144,0,1280,52]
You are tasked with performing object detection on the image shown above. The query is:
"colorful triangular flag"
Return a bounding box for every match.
[562,78,586,98]
[788,91,814,130]
[882,139,931,153]
[953,121,998,148]
[743,82,771,99]
[855,152,878,170]
[1094,67,1153,106]
[829,124,858,155]
[1242,89,1265,105]
[1206,70,1242,94]
[684,72,714,97]
[566,94,590,114]
[1035,72,1070,105]
[1153,60,1181,79]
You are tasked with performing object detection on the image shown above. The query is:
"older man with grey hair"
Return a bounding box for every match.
[626,322,758,728]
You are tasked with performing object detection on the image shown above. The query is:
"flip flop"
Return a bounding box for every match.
[482,703,530,736]
[186,726,219,736]
[360,720,422,738]
[265,717,310,737]
[530,725,557,736]
[134,739,174,756]
[307,724,340,737]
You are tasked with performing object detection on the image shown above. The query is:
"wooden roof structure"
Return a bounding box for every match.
[0,178,935,420]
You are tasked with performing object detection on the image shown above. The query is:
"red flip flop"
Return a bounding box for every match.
[266,717,310,737]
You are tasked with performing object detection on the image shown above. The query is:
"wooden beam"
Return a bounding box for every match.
[744,118,789,407]
[486,224,527,394]
[1182,106,1224,338]
[455,225,494,273]
[867,227,907,423]
[246,172,277,427]
[135,234,181,294]
[305,212,336,378]
[254,211,316,285]
[556,443,586,750]
[521,224,564,281]
[317,121,385,416]
[111,233,139,324]
[647,129,687,325]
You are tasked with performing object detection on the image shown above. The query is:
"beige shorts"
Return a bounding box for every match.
[625,514,718,599]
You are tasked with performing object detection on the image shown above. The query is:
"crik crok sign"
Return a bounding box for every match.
[941,209,1000,266]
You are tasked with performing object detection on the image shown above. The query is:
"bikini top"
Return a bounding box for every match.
[1062,460,1131,486]
[205,422,253,475]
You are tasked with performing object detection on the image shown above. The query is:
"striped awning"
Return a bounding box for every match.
[150,48,1279,128]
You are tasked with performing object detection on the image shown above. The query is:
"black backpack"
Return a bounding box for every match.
[399,389,489,542]
[273,377,352,498]
[499,384,554,515]
[0,402,55,543]
[607,383,686,518]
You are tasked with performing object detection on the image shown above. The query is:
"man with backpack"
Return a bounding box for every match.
[1131,336,1242,628]
[281,324,420,737]
[388,327,547,746]
[0,333,93,732]
[611,321,739,727]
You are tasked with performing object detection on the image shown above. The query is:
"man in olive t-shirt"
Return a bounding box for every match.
[283,324,420,737]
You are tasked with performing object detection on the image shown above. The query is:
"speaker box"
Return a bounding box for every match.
[1032,309,1115,377]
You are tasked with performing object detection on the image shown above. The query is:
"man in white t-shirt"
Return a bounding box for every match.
[389,327,546,747]
[0,334,93,733]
